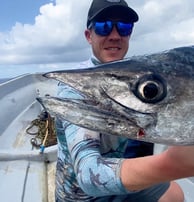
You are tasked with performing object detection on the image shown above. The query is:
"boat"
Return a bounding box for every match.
[0,74,58,202]
[0,73,194,202]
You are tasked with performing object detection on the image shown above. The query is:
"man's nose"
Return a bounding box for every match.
[108,26,121,39]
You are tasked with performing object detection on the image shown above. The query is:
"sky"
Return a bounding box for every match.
[0,0,194,78]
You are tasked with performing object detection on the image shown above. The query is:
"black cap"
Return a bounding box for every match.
[87,0,139,27]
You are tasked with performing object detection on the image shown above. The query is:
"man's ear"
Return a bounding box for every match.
[85,29,92,44]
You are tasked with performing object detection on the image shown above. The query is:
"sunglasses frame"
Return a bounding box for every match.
[89,20,134,37]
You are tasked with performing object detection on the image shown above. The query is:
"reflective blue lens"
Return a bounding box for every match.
[94,21,113,36]
[93,21,133,36]
[117,22,133,36]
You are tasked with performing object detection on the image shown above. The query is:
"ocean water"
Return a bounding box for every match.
[0,78,10,84]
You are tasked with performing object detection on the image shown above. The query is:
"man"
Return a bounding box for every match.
[55,0,194,201]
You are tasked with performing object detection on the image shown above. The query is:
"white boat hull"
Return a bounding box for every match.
[0,74,58,202]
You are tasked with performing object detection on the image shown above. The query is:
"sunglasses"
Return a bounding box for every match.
[89,21,134,37]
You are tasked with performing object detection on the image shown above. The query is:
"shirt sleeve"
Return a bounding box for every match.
[65,124,130,197]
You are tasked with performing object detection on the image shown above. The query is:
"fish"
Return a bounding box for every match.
[37,46,194,145]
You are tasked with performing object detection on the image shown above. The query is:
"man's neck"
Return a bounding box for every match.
[91,55,101,65]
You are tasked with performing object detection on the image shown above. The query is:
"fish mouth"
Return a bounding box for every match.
[37,95,157,141]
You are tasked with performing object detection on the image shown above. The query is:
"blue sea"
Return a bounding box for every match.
[0,78,11,84]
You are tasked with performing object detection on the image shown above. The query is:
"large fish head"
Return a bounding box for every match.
[43,46,194,145]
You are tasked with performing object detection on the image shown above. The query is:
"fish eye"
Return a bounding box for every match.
[132,74,167,103]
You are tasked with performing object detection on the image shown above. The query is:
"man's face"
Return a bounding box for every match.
[85,23,130,63]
